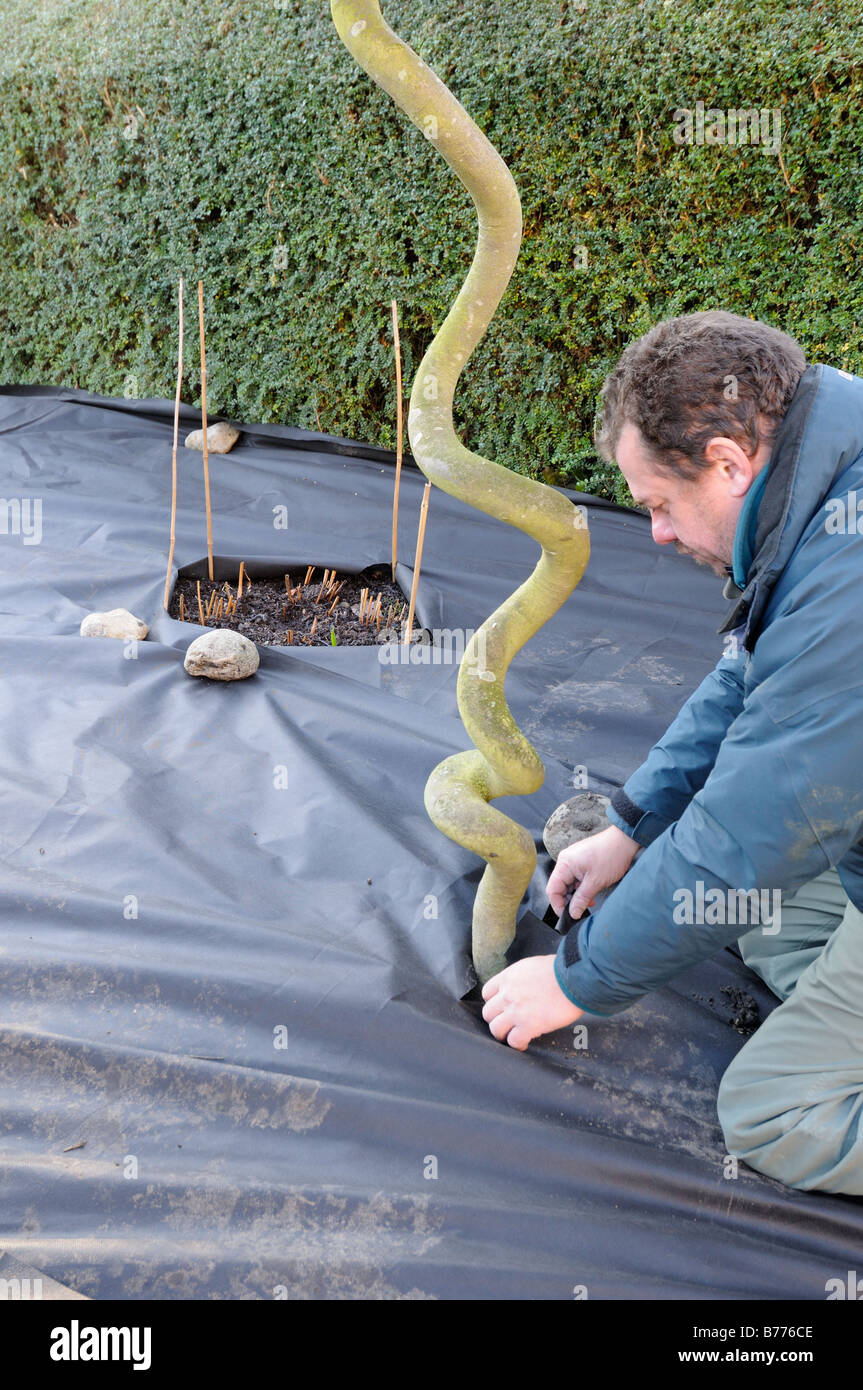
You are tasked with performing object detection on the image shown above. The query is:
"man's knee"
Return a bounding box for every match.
[718,1049,863,1194]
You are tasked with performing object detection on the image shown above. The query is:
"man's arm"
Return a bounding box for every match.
[605,636,747,847]
[556,533,863,1015]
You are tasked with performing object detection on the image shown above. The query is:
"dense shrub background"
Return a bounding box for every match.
[0,0,861,501]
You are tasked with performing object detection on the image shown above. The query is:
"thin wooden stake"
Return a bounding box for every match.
[237,561,245,599]
[326,592,340,617]
[287,629,294,644]
[196,579,205,625]
[404,481,431,644]
[163,275,184,610]
[304,565,314,586]
[285,574,291,597]
[391,298,403,583]
[215,598,224,620]
[205,587,217,621]
[198,280,214,580]
[179,593,185,622]
[310,615,318,638]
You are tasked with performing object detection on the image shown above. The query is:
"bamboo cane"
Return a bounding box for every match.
[162,276,184,610]
[198,280,214,580]
[391,298,403,582]
[404,481,431,644]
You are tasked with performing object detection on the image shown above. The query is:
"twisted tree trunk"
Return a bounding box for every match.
[331,0,590,982]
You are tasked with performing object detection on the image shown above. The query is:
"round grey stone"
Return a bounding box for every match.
[184,628,259,681]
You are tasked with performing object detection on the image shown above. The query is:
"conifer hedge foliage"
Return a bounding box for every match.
[1,0,860,501]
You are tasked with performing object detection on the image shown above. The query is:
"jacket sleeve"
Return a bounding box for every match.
[605,633,747,847]
[556,537,863,1016]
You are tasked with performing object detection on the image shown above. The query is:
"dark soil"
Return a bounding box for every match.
[720,985,761,1036]
[170,563,414,647]
[691,985,761,1036]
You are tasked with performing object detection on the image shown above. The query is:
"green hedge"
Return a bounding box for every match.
[1,0,861,503]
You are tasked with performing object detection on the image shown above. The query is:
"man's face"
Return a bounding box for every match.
[614,420,771,578]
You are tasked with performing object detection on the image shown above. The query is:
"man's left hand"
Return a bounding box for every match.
[481,955,583,1050]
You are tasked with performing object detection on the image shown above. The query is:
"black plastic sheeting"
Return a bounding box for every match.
[2,384,862,1301]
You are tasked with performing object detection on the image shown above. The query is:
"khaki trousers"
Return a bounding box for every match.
[718,867,863,1194]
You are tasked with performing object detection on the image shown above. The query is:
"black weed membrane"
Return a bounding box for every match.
[1,385,861,1301]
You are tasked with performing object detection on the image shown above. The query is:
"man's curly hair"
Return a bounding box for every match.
[595,310,807,480]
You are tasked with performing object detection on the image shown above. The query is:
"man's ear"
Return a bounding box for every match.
[703,435,757,497]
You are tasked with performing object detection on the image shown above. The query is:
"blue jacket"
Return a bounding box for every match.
[554,363,863,1015]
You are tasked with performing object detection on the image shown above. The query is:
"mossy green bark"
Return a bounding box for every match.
[331,0,590,982]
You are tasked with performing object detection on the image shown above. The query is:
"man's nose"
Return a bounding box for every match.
[651,513,676,545]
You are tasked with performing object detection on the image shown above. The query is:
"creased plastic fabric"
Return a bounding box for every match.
[1,385,861,1300]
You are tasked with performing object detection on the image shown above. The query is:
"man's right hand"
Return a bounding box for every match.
[547,823,640,921]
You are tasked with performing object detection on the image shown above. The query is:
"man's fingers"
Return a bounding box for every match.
[488,1010,514,1043]
[489,1012,533,1051]
[547,863,576,913]
[481,993,505,1023]
[567,888,596,919]
[481,975,502,1001]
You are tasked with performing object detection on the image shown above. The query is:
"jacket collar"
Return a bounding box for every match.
[731,460,770,589]
[717,363,824,647]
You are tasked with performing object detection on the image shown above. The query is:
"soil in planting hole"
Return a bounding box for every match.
[170,564,418,647]
[691,985,761,1036]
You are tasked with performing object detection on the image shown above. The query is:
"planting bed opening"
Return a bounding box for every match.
[169,560,431,648]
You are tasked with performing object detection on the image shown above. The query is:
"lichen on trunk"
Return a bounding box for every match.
[331,0,590,982]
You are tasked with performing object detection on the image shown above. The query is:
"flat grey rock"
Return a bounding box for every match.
[184,628,259,681]
[543,792,611,860]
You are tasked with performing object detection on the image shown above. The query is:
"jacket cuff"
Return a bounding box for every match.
[553,942,612,1016]
[608,789,669,847]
